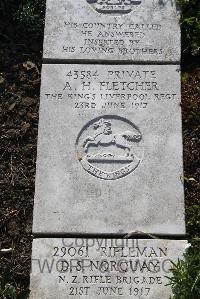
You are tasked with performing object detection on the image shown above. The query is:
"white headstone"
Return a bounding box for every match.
[43,0,180,62]
[32,64,185,235]
[30,238,189,299]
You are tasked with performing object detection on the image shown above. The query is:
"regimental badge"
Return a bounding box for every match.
[86,0,142,15]
[76,116,144,180]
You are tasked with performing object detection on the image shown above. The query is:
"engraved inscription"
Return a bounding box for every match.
[76,116,143,180]
[86,0,142,15]
[44,0,180,61]
[32,239,188,298]
[44,67,179,111]
[63,22,163,57]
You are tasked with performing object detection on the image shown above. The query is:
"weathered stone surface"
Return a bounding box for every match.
[30,238,189,298]
[33,64,185,235]
[43,0,180,62]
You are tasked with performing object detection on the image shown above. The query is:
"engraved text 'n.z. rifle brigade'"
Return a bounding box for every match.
[86,0,142,14]
[76,116,144,180]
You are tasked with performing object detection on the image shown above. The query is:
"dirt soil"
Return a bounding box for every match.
[0,45,42,292]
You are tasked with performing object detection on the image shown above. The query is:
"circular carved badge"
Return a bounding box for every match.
[86,0,142,15]
[76,115,143,180]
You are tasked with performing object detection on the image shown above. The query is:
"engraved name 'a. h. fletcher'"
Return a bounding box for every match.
[76,116,143,180]
[86,0,142,14]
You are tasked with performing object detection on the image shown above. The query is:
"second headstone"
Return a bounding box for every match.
[33,64,185,235]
